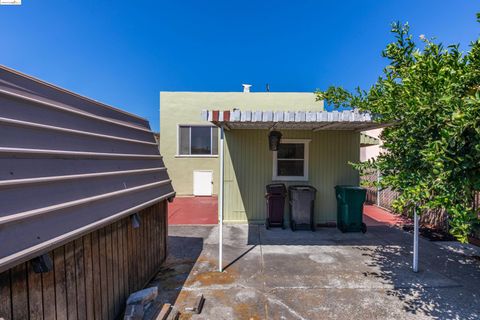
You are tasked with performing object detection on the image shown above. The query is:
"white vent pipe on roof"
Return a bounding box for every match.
[242,84,252,93]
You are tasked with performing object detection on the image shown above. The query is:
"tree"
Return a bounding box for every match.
[316,16,480,242]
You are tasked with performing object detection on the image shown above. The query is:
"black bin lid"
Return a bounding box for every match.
[266,183,287,194]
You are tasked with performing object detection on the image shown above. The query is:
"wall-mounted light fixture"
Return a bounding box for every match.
[268,130,282,151]
[31,253,53,273]
[131,213,141,228]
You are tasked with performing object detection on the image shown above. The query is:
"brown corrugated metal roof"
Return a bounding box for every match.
[0,66,175,272]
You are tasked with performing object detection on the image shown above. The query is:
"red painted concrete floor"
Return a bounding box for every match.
[363,204,412,227]
[168,196,218,225]
[168,196,409,228]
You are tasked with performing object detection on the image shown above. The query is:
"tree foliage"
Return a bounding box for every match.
[316,17,480,242]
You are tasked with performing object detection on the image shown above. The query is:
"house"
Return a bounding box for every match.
[360,129,382,162]
[0,65,175,320]
[160,86,384,225]
[160,88,324,197]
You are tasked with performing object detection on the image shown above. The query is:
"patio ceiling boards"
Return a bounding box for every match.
[201,109,387,131]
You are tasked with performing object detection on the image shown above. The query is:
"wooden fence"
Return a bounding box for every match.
[363,174,480,217]
[0,201,167,320]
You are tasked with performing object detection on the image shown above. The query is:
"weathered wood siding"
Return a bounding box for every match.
[0,201,167,320]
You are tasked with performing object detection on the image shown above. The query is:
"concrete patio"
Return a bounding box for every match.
[147,223,480,320]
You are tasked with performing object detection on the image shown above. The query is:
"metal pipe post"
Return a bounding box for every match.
[218,126,224,272]
[413,206,419,272]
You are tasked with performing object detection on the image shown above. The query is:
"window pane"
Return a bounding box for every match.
[211,127,218,155]
[277,143,304,159]
[277,160,304,176]
[179,126,190,155]
[191,126,212,154]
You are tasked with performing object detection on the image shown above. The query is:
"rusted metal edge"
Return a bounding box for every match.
[0,179,172,225]
[0,167,167,187]
[0,191,176,273]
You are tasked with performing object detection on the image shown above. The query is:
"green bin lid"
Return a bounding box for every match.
[335,185,363,189]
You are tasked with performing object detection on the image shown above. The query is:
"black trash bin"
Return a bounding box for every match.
[288,185,317,231]
[265,183,287,229]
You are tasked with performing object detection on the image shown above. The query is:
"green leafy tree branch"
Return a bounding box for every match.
[316,17,480,242]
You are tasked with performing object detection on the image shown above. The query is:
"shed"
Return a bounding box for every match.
[0,65,175,320]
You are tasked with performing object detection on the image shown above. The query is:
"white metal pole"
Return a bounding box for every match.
[413,206,419,272]
[218,126,225,272]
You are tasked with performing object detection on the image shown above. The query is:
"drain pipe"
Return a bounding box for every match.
[218,125,225,272]
[413,206,419,272]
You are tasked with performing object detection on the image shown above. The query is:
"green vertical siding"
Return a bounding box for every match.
[160,92,323,196]
[223,130,360,223]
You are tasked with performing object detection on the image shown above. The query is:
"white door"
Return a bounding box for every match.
[193,170,213,196]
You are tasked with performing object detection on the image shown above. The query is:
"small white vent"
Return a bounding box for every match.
[242,84,252,93]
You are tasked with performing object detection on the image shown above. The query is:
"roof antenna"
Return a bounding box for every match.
[266,84,270,92]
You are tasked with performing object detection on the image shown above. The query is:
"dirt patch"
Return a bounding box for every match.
[186,270,237,286]
[233,303,262,320]
[402,225,456,241]
[173,290,196,316]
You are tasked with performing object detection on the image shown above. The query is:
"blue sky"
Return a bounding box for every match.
[1,1,478,131]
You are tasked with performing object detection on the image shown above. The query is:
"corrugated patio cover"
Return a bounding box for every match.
[0,66,175,272]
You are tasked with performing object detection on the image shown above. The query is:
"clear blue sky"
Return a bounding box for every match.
[1,1,478,131]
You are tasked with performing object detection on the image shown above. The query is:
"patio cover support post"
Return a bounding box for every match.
[413,206,419,272]
[218,125,225,272]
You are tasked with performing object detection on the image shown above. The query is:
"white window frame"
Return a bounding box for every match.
[272,139,310,181]
[176,124,219,158]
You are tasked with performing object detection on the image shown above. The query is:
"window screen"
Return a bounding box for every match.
[277,143,305,177]
[179,126,190,155]
[178,126,218,155]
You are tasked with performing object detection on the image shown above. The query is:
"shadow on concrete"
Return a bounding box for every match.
[245,224,480,319]
[144,234,204,318]
[360,242,480,320]
[144,224,479,319]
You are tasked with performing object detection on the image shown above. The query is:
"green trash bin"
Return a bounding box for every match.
[334,185,367,233]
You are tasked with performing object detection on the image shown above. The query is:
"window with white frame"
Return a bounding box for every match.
[178,125,218,156]
[273,139,310,181]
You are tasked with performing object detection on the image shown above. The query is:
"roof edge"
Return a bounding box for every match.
[0,65,149,123]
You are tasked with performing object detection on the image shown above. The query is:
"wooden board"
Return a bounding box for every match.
[27,262,43,320]
[10,263,28,320]
[54,247,68,320]
[0,270,12,320]
[0,201,168,320]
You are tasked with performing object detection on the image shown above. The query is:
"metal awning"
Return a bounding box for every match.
[201,109,419,274]
[201,109,387,131]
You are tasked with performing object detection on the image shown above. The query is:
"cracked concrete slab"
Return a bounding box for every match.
[145,224,480,320]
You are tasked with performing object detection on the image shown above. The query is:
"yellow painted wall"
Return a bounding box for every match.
[223,130,360,223]
[160,92,323,195]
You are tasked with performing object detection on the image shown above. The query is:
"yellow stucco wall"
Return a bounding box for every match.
[160,92,324,195]
[223,130,360,224]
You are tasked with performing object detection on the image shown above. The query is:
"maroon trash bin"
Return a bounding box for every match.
[265,183,286,229]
